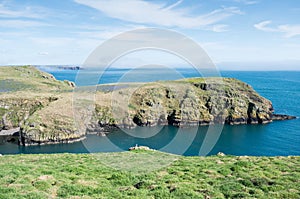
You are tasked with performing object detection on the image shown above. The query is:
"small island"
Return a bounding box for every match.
[0,66,295,146]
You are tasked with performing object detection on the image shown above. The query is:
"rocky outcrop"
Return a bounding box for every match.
[90,78,293,130]
[0,66,81,145]
[0,66,296,145]
[272,114,296,121]
[20,117,84,146]
[129,145,153,151]
[0,98,50,130]
[63,80,76,88]
[0,96,84,145]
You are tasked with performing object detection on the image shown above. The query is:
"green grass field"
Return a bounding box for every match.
[0,150,299,198]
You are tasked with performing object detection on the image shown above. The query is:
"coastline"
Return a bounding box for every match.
[21,136,86,146]
[0,66,297,147]
[2,116,296,147]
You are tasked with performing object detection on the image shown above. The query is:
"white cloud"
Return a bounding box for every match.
[0,31,31,38]
[278,24,300,38]
[0,3,45,19]
[254,20,277,32]
[209,24,229,32]
[75,24,147,40]
[74,0,242,29]
[38,52,49,56]
[232,0,258,5]
[0,3,51,30]
[163,0,184,10]
[0,35,100,65]
[200,42,226,50]
[254,20,300,38]
[0,19,48,28]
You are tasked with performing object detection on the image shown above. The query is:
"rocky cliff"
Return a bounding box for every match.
[91,78,284,132]
[0,66,82,145]
[0,66,295,145]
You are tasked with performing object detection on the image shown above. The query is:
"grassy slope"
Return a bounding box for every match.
[0,66,72,93]
[0,151,299,199]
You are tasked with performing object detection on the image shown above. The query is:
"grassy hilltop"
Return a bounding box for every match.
[0,151,299,198]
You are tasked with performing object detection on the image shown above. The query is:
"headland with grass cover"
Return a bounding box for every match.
[0,66,295,146]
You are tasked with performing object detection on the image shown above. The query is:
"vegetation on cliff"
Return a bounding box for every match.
[0,66,294,145]
[0,151,299,198]
[0,66,80,145]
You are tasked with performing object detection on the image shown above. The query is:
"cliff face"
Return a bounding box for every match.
[0,66,295,145]
[92,78,275,131]
[133,78,273,126]
[0,96,83,145]
[0,66,82,145]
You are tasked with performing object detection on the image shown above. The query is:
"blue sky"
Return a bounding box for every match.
[0,0,300,70]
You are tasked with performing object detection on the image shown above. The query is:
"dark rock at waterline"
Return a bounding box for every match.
[272,114,296,121]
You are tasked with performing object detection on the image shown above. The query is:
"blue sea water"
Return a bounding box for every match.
[0,68,299,156]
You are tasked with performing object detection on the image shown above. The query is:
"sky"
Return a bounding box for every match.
[0,0,300,70]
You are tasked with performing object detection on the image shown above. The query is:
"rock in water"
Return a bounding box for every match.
[272,114,296,121]
[129,145,152,151]
[217,152,226,157]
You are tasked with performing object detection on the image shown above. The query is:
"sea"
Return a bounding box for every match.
[0,67,299,156]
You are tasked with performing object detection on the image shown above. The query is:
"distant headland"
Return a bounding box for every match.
[37,65,81,71]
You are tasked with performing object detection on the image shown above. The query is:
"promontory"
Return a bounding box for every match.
[0,66,295,145]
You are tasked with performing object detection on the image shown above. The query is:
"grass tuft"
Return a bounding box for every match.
[0,152,299,198]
